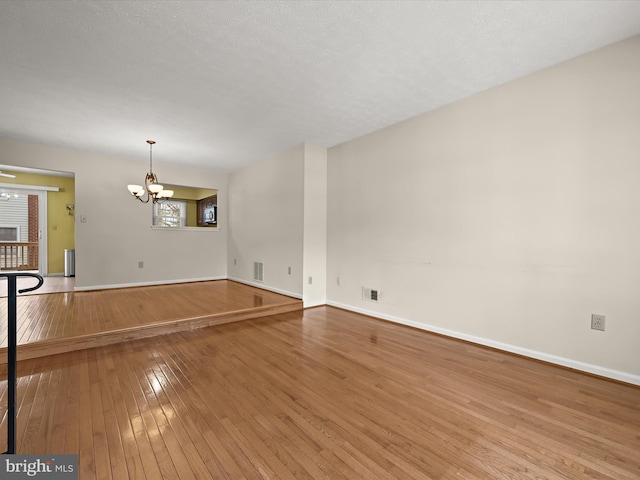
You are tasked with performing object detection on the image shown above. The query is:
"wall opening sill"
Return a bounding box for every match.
[151,226,220,232]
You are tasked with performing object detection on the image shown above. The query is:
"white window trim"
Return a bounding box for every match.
[152,199,187,228]
[0,224,21,242]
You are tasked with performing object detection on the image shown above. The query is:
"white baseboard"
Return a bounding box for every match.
[227,276,302,299]
[327,301,640,386]
[74,276,227,291]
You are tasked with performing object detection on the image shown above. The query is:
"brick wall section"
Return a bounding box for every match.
[28,194,39,268]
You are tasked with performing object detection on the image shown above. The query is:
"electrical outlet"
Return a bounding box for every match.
[591,314,605,331]
[308,276,313,285]
[138,261,144,269]
[337,276,341,286]
[288,266,291,275]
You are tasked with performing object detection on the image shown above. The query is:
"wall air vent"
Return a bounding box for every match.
[253,261,264,282]
[362,287,379,302]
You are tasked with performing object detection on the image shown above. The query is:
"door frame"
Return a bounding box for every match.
[0,183,59,275]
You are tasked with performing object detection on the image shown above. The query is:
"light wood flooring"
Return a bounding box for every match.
[0,275,76,297]
[1,305,638,479]
[0,280,302,362]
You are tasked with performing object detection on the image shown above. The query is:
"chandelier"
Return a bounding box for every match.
[127,140,174,203]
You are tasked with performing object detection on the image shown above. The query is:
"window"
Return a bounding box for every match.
[0,225,21,242]
[153,200,187,227]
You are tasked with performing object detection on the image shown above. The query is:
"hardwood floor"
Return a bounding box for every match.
[0,275,75,297]
[1,306,638,479]
[0,280,302,361]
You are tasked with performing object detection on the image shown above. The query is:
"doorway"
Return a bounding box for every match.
[0,166,75,278]
[0,188,49,275]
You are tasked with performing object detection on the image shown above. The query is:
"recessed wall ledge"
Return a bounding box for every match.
[150,226,220,232]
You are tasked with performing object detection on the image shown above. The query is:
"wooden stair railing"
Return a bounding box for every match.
[0,242,39,271]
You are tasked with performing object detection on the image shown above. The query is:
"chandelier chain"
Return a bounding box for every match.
[127,140,172,204]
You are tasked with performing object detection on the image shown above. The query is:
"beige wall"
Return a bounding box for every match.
[227,144,305,297]
[227,142,327,305]
[0,139,228,289]
[2,35,638,384]
[302,143,328,306]
[327,36,640,383]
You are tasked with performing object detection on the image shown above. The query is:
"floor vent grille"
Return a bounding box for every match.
[253,262,264,282]
[363,287,379,302]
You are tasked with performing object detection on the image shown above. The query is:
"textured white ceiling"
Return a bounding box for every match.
[1,0,640,172]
